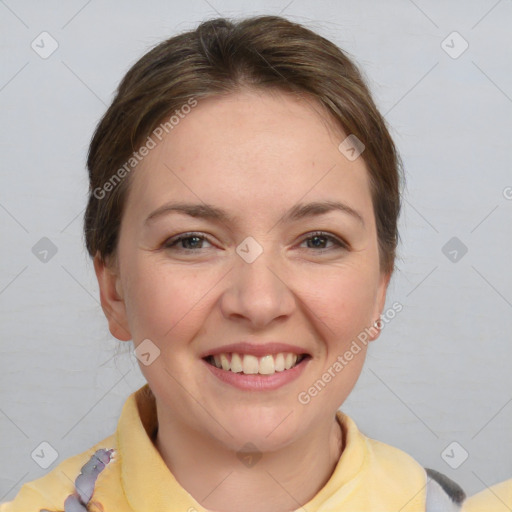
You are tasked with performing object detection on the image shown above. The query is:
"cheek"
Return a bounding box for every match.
[123,258,216,343]
[298,265,378,345]
[302,269,375,405]
[122,249,379,350]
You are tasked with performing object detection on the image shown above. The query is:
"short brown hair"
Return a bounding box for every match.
[84,15,403,275]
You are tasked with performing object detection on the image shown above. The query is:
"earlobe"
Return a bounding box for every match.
[93,252,132,342]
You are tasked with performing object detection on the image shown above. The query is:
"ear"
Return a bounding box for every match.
[93,252,132,342]
[369,270,392,341]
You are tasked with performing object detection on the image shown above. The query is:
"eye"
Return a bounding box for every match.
[163,232,213,251]
[162,231,348,253]
[299,231,348,251]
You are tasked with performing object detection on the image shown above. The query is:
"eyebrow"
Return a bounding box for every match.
[144,200,365,227]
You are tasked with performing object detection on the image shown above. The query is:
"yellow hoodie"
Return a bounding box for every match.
[0,383,507,512]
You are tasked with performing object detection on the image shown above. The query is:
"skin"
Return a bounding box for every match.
[94,88,391,512]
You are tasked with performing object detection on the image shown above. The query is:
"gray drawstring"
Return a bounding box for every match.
[40,448,115,512]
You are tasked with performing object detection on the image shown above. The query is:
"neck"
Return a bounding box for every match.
[153,409,344,512]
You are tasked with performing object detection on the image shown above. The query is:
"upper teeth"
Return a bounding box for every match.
[209,353,303,375]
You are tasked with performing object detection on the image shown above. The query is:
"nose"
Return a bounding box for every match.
[219,245,296,329]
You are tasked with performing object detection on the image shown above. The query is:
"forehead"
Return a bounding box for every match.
[150,89,343,159]
[125,89,371,217]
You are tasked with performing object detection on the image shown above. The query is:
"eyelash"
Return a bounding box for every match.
[163,231,348,253]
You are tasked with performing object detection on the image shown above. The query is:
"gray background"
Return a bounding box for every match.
[1,0,511,501]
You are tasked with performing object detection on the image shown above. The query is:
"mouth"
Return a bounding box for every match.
[202,352,311,375]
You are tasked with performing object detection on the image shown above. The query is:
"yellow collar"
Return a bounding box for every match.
[117,383,369,512]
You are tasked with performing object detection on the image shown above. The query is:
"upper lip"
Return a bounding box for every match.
[200,342,311,359]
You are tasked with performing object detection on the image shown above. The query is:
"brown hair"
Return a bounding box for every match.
[84,15,403,275]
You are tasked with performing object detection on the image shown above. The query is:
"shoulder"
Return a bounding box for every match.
[0,434,117,512]
[462,478,512,512]
[341,414,467,511]
[362,429,427,483]
[338,412,428,509]
[366,439,467,511]
[339,412,425,476]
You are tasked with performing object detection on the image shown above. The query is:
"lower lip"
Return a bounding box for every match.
[202,357,310,391]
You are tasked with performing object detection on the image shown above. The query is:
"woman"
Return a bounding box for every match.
[1,14,509,512]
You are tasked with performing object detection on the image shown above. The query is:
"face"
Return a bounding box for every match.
[95,88,390,452]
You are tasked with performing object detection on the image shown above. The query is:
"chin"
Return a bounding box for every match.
[220,406,301,448]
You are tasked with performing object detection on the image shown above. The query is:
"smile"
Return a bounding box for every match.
[204,352,310,375]
[202,352,312,391]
